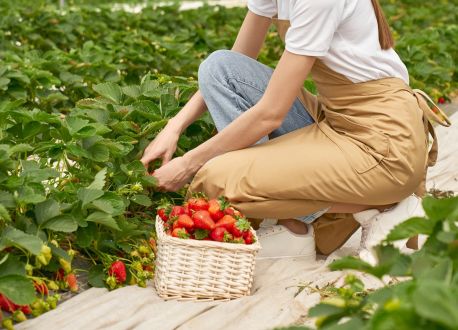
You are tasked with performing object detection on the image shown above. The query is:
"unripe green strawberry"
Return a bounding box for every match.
[13,310,27,322]
[67,249,76,260]
[130,250,140,258]
[47,295,59,309]
[106,276,117,290]
[131,261,143,272]
[41,245,52,260]
[59,258,72,273]
[25,263,33,276]
[47,280,59,291]
[138,245,150,255]
[2,318,14,330]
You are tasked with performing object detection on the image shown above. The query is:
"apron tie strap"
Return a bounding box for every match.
[412,89,451,167]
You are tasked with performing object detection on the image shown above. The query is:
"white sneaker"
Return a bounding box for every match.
[256,224,316,260]
[353,195,425,265]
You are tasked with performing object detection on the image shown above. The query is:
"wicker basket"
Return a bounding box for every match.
[154,216,261,300]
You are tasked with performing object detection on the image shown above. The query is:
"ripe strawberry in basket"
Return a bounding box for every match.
[192,210,215,230]
[231,217,251,237]
[172,228,190,239]
[243,230,255,244]
[187,195,209,212]
[156,201,172,222]
[210,227,233,242]
[173,214,194,230]
[215,215,236,230]
[169,205,187,218]
[208,196,230,221]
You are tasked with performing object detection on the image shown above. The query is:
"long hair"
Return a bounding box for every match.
[371,0,395,49]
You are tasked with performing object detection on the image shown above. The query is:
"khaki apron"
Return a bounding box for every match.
[188,18,450,254]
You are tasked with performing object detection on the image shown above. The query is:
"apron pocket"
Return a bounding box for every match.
[320,110,390,174]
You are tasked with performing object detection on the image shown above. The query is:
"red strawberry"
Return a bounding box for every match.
[182,202,192,215]
[175,214,194,229]
[21,305,32,314]
[157,208,168,221]
[231,217,251,237]
[208,197,229,221]
[172,228,190,239]
[55,268,65,280]
[0,294,18,312]
[192,210,215,230]
[224,207,235,216]
[438,97,446,104]
[66,273,78,292]
[243,231,255,245]
[188,197,209,212]
[156,200,171,221]
[215,215,236,230]
[108,261,127,283]
[169,205,187,218]
[34,280,49,296]
[210,227,232,242]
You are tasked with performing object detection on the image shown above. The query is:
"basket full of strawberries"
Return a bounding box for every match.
[154,194,261,300]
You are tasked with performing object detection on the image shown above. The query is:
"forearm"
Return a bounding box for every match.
[167,90,207,135]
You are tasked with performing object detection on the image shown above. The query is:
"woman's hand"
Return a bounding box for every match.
[152,156,195,191]
[140,122,181,169]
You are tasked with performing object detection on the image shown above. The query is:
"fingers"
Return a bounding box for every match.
[140,150,160,169]
[161,152,173,165]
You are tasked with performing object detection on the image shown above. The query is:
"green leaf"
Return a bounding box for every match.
[86,212,120,230]
[0,255,26,277]
[122,85,142,98]
[0,204,11,222]
[0,191,15,208]
[413,280,458,328]
[87,168,107,190]
[90,199,114,214]
[35,199,60,225]
[0,275,35,305]
[385,217,433,242]
[49,244,71,263]
[130,194,152,207]
[8,144,33,156]
[0,227,43,255]
[422,196,458,222]
[42,214,78,233]
[308,303,343,317]
[88,265,106,288]
[93,82,123,104]
[329,256,375,273]
[77,189,104,208]
[87,143,110,162]
[97,193,126,216]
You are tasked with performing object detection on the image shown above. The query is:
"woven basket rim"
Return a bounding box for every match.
[155,216,261,251]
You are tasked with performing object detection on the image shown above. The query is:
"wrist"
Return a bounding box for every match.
[183,150,207,175]
[167,117,185,135]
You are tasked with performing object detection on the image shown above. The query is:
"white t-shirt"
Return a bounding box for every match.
[247,0,410,84]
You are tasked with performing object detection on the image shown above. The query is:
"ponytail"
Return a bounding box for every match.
[371,0,395,50]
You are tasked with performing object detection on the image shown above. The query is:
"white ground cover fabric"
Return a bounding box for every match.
[17,112,457,330]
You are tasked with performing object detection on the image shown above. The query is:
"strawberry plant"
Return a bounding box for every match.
[277,196,458,330]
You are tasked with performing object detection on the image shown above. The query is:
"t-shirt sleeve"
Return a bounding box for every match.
[285,0,345,57]
[247,0,277,18]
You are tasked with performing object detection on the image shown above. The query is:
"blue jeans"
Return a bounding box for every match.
[198,50,328,223]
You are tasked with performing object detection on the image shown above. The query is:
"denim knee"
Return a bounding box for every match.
[198,49,238,87]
